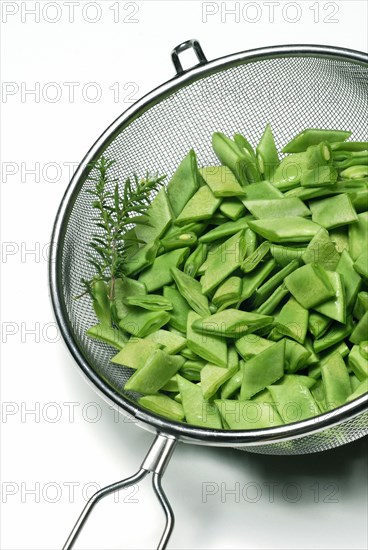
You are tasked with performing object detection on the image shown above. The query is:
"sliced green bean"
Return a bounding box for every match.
[244,197,310,219]
[171,267,210,317]
[123,294,173,311]
[139,394,185,422]
[348,211,368,260]
[305,141,332,168]
[268,377,319,422]
[282,129,351,154]
[284,263,335,309]
[114,277,146,320]
[124,241,159,277]
[241,241,270,273]
[273,297,309,345]
[235,335,275,360]
[244,227,258,257]
[310,194,358,229]
[86,324,128,349]
[134,188,173,243]
[333,150,368,169]
[248,217,320,243]
[163,286,192,333]
[256,284,289,315]
[145,329,186,354]
[187,311,228,367]
[220,367,243,399]
[336,250,362,310]
[300,165,337,191]
[348,345,368,380]
[313,319,353,353]
[350,311,368,345]
[321,352,351,409]
[175,184,221,225]
[201,230,247,295]
[198,218,249,243]
[212,132,249,186]
[331,141,368,152]
[233,133,262,182]
[330,227,349,254]
[201,364,237,400]
[177,374,222,428]
[159,232,197,252]
[272,153,306,190]
[350,188,368,213]
[199,165,247,197]
[111,338,161,369]
[219,198,246,220]
[354,249,368,279]
[359,341,368,360]
[308,312,332,339]
[283,339,311,373]
[346,379,368,402]
[314,271,346,323]
[215,399,283,429]
[238,259,277,304]
[184,242,208,277]
[340,165,368,179]
[166,150,199,217]
[91,280,111,325]
[138,247,189,292]
[353,292,368,320]
[119,308,171,338]
[180,359,206,381]
[212,276,242,309]
[241,180,283,201]
[228,346,239,369]
[256,124,279,180]
[180,346,201,361]
[302,227,340,270]
[270,244,306,267]
[240,340,285,400]
[125,349,185,394]
[251,259,300,308]
[192,309,273,338]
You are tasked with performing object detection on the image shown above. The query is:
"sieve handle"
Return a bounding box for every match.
[171,39,208,75]
[63,433,177,550]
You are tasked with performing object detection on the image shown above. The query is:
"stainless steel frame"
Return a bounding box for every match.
[49,40,368,549]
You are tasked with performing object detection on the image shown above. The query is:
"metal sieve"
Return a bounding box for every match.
[49,40,368,549]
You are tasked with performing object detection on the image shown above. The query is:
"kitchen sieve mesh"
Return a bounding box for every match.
[49,41,368,549]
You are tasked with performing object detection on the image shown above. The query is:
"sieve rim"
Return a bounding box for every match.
[50,43,368,446]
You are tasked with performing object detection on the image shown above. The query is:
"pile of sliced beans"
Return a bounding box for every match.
[88,126,368,429]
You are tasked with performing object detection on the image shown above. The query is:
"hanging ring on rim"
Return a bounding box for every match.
[171,39,208,75]
[63,434,177,550]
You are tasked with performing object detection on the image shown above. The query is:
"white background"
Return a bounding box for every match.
[1,1,368,549]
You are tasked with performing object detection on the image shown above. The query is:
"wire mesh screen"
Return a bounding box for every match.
[243,410,368,454]
[59,53,368,454]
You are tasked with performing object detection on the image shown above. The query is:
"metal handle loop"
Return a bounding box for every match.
[63,433,177,550]
[171,39,208,75]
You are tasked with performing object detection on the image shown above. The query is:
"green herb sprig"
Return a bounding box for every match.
[82,156,165,299]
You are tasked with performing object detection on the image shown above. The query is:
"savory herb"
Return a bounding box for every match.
[82,156,165,300]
